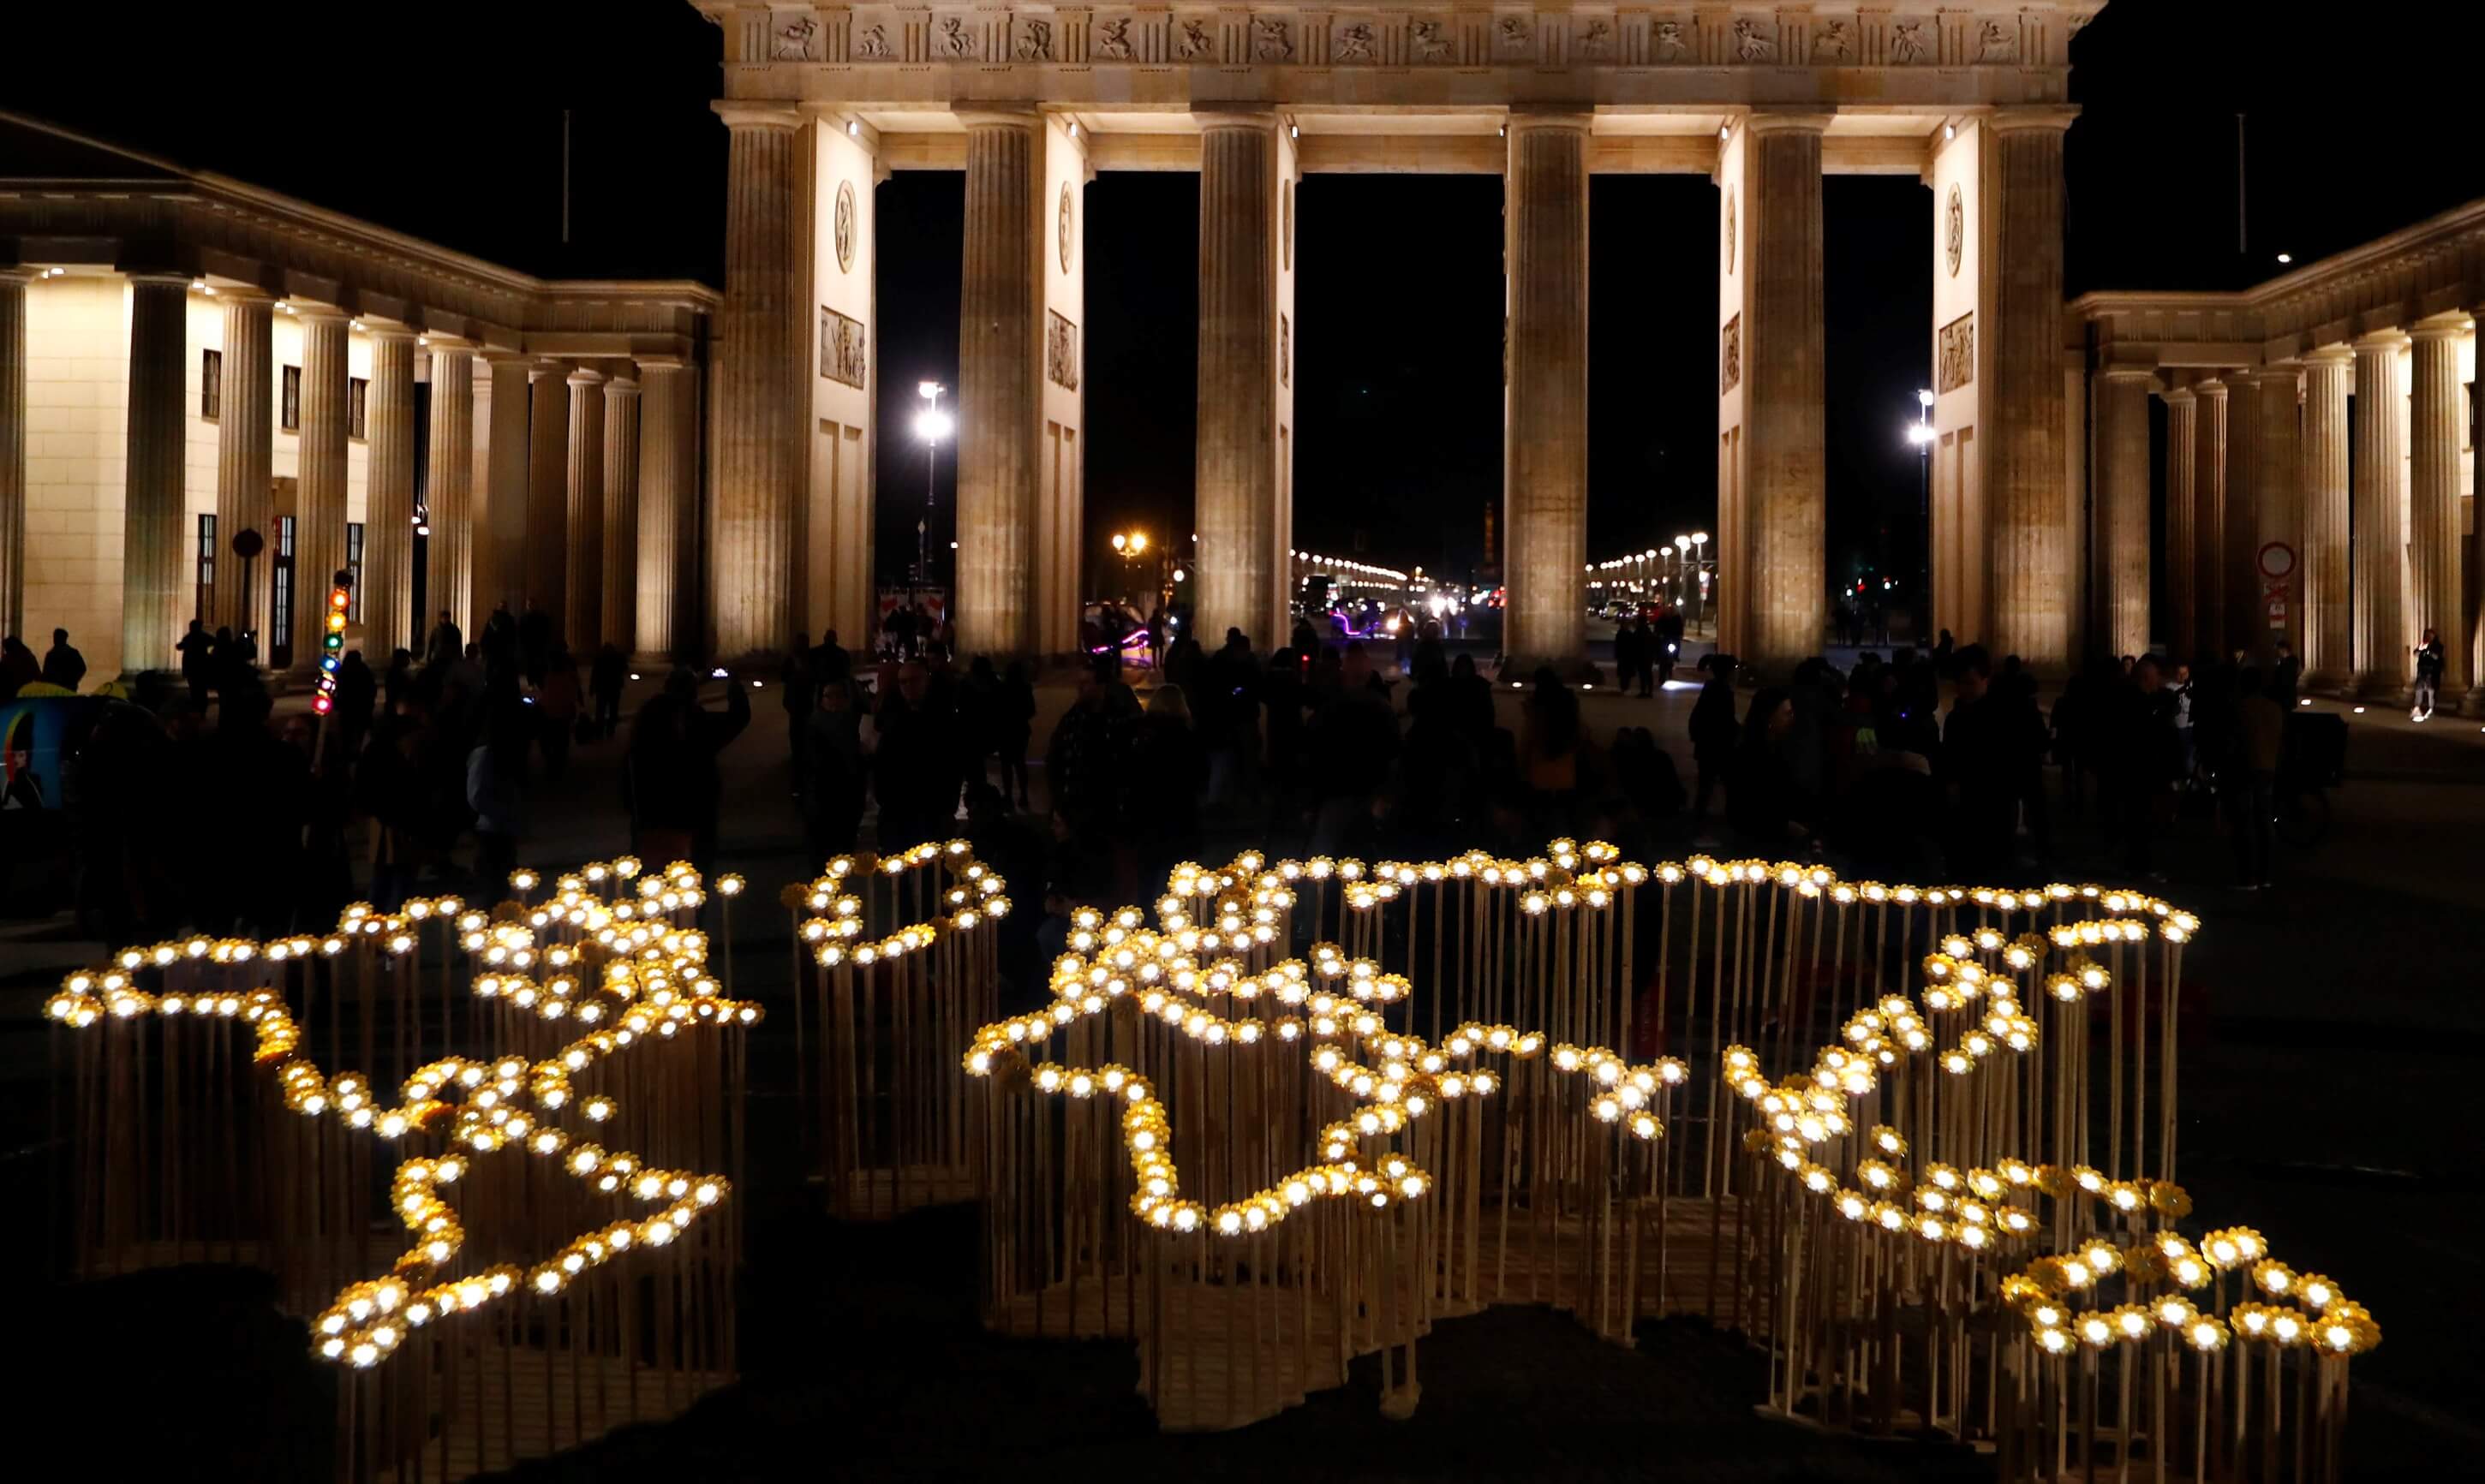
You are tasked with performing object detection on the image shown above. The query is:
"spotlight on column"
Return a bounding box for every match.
[312,571,352,717]
[2277,253,2293,265]
[846,119,861,138]
[1944,122,1957,140]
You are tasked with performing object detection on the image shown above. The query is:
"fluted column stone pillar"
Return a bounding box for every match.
[214,291,275,642]
[1194,114,1283,657]
[601,374,642,653]
[1502,112,1591,673]
[2222,373,2262,659]
[2470,371,2485,713]
[2093,368,2153,659]
[288,310,350,683]
[1742,115,1826,676]
[527,363,570,632]
[480,353,532,619]
[2162,386,2196,659]
[1986,112,2074,668]
[714,102,801,660]
[362,330,418,656]
[2300,349,2353,693]
[956,112,1042,659]
[120,274,189,676]
[636,356,701,663]
[0,269,26,639]
[565,368,607,650]
[2351,332,2408,699]
[2191,378,2227,663]
[2246,367,2302,661]
[2408,319,2468,699]
[425,343,475,644]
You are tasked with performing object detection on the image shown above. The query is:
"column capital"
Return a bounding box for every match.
[1192,104,1278,131]
[2193,378,2229,400]
[633,354,690,373]
[2351,328,2410,352]
[713,100,802,132]
[2301,343,2357,367]
[529,360,569,382]
[605,373,642,396]
[420,334,481,355]
[2160,384,2196,404]
[122,269,192,288]
[953,104,1042,132]
[364,324,419,344]
[2409,312,2472,343]
[566,367,607,389]
[1504,106,1592,134]
[2094,365,2159,385]
[214,285,277,307]
[292,303,350,325]
[1741,110,1832,138]
[1984,105,2081,136]
[0,266,33,285]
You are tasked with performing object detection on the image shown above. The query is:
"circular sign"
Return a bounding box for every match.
[1944,184,1964,277]
[230,527,265,560]
[2257,541,2297,581]
[833,181,856,274]
[1057,182,1074,273]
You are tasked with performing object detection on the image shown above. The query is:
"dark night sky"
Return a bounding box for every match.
[9,2,2483,590]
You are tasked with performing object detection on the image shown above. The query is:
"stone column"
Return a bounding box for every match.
[480,353,532,617]
[1502,111,1591,673]
[1742,115,1826,676]
[2408,318,2468,699]
[2351,332,2408,698]
[425,343,475,643]
[1986,111,2074,668]
[714,102,801,660]
[2470,371,2485,713]
[362,329,418,656]
[601,374,642,652]
[120,274,189,676]
[214,291,275,641]
[2191,378,2227,662]
[0,269,26,639]
[956,112,1042,659]
[2162,386,2195,658]
[2244,367,2302,661]
[2222,373,2261,658]
[288,309,350,684]
[2299,349,2353,693]
[527,362,570,628]
[1194,113,1283,657]
[565,368,607,649]
[636,356,701,662]
[2093,368,2153,659]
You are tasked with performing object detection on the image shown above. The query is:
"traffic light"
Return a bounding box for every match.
[312,570,350,716]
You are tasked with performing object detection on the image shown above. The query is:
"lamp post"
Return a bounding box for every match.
[912,382,952,617]
[1905,389,1933,639]
[1689,532,1709,635]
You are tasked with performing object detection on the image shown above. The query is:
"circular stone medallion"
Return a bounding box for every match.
[1945,183,1964,277]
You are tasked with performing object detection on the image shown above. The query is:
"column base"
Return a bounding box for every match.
[2354,671,2410,705]
[2302,670,2353,699]
[2463,688,2485,718]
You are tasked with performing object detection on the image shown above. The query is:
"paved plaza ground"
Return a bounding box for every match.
[2,657,2476,1480]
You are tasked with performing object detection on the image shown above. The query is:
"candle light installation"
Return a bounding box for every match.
[947,845,2374,1475]
[45,857,756,1482]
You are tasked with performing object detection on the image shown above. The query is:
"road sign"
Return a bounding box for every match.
[2265,585,2290,633]
[2257,541,2296,582]
[231,527,265,561]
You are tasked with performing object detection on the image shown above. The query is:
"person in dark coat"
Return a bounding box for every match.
[1688,656,1741,827]
[0,636,43,699]
[1128,684,1208,891]
[588,643,628,739]
[622,669,751,868]
[803,676,872,861]
[1728,685,1813,849]
[871,661,959,850]
[176,620,214,709]
[39,628,87,691]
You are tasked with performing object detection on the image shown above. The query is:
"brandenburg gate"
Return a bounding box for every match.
[696,2,2095,674]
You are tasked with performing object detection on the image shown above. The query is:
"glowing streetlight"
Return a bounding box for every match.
[911,382,949,612]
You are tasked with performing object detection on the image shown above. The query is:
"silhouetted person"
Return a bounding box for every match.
[873,661,958,849]
[517,600,553,684]
[425,610,463,668]
[467,699,530,891]
[1689,657,1740,827]
[1129,684,1207,891]
[803,676,872,859]
[2414,628,2446,721]
[2228,667,2283,890]
[176,619,213,709]
[996,659,1036,809]
[624,669,751,868]
[589,643,627,739]
[1729,686,1813,849]
[536,648,582,778]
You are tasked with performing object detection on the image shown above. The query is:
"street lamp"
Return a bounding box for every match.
[1688,532,1709,633]
[913,383,951,616]
[1905,390,1933,636]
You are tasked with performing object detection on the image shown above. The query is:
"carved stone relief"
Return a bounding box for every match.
[770,13,820,61]
[1721,315,1741,395]
[1252,17,1293,61]
[835,181,856,275]
[1891,20,1930,64]
[1046,310,1080,390]
[1652,21,1688,62]
[821,307,867,389]
[1733,19,1776,63]
[1579,21,1612,57]
[1177,19,1213,58]
[1281,313,1291,389]
[1336,22,1375,62]
[1016,18,1054,60]
[939,16,977,57]
[1937,312,1974,393]
[1496,15,1532,54]
[1095,17,1133,59]
[1944,184,1964,277]
[1058,182,1074,273]
[1813,21,1852,60]
[855,23,892,59]
[1412,20,1453,62]
[1976,20,2019,63]
[1724,188,1736,275]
